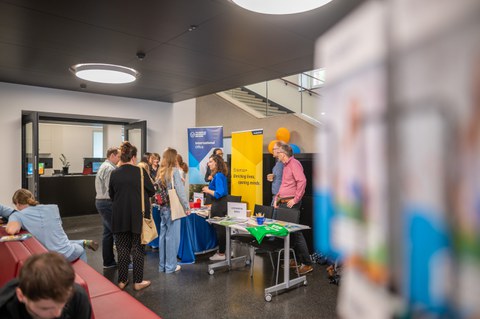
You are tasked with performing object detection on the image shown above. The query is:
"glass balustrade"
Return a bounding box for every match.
[221,69,324,122]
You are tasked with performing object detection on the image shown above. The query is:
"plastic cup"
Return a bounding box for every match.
[256,216,265,225]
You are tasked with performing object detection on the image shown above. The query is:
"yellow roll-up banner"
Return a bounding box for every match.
[231,129,263,210]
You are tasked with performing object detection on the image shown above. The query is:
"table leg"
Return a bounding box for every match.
[208,226,246,275]
[264,233,307,301]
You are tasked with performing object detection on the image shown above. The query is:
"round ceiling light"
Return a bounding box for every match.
[231,0,334,15]
[70,63,139,84]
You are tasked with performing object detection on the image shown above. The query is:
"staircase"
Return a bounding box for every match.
[227,88,290,116]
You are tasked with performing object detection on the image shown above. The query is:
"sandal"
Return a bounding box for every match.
[134,280,151,291]
[118,281,129,290]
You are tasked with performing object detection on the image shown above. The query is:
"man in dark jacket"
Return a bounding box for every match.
[0,252,91,319]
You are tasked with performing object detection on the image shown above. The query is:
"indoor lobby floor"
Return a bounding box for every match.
[63,214,339,319]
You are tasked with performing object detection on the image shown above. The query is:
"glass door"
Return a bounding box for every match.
[22,111,39,198]
[124,120,147,158]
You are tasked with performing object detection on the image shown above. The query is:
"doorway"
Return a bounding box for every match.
[21,111,146,215]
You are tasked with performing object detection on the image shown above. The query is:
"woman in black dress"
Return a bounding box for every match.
[109,141,155,291]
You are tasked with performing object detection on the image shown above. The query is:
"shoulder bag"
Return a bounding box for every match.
[140,167,158,244]
[169,173,187,221]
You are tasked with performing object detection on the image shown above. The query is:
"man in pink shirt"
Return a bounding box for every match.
[274,143,313,275]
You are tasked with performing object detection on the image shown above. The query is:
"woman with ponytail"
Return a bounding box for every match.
[109,141,155,291]
[5,189,98,262]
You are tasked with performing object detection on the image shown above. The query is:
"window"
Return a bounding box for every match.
[299,68,326,91]
[93,131,103,158]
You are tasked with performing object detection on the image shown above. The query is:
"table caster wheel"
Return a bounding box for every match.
[303,280,308,286]
[265,294,272,302]
[208,269,214,275]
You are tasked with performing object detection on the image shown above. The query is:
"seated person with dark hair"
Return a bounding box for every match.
[0,252,92,319]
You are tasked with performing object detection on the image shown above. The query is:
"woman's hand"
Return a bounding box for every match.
[202,186,210,194]
[6,221,21,235]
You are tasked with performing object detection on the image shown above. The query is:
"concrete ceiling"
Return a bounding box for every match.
[0,0,363,102]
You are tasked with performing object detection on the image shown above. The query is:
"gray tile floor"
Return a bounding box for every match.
[63,214,338,319]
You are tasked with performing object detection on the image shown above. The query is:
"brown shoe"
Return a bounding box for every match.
[134,280,151,291]
[118,281,129,290]
[298,264,313,275]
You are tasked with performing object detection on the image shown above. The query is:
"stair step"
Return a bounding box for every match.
[224,87,290,116]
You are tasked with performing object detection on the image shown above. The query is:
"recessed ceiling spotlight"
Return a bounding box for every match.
[231,0,334,15]
[188,25,199,32]
[70,63,139,84]
[136,51,146,60]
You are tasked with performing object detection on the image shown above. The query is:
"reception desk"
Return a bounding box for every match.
[39,175,96,217]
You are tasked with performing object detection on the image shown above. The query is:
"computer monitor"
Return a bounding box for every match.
[92,162,102,173]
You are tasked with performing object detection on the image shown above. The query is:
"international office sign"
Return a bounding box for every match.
[187,126,223,184]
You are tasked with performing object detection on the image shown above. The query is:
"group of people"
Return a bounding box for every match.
[0,193,96,318]
[0,140,192,296]
[0,139,313,318]
[94,142,191,291]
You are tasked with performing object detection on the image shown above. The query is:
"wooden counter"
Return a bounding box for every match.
[39,175,96,217]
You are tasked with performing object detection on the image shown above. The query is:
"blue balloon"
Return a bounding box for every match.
[290,143,301,154]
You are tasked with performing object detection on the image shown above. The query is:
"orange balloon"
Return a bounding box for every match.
[276,127,290,143]
[268,140,279,154]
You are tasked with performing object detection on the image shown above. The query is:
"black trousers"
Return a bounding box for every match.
[277,202,311,265]
[211,196,227,254]
[114,232,145,283]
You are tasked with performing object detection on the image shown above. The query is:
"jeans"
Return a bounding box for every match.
[277,201,311,265]
[95,199,116,266]
[159,206,181,273]
[147,205,160,248]
[66,240,87,262]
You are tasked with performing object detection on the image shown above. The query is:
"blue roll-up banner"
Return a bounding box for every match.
[187,126,223,184]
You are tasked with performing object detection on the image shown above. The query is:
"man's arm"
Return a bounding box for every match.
[292,161,307,205]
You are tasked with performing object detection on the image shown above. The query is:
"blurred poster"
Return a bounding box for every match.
[315,1,391,317]
[392,0,480,316]
[231,129,263,210]
[396,106,453,315]
[187,126,223,184]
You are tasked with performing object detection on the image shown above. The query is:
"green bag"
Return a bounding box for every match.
[246,223,289,244]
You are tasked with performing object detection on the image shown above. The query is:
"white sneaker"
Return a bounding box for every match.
[175,265,181,272]
[209,253,226,261]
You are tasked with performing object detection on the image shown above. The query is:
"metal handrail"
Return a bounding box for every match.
[280,78,321,97]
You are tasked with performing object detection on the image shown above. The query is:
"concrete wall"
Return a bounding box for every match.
[196,94,317,153]
[0,82,195,204]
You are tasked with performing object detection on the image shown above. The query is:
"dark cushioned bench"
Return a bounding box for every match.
[0,228,160,319]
